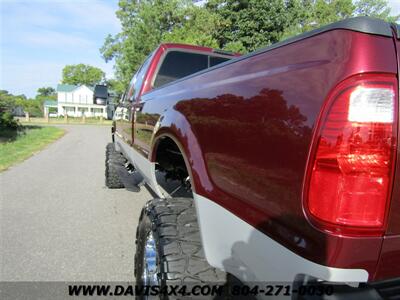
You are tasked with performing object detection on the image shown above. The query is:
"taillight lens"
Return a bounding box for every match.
[306,74,397,235]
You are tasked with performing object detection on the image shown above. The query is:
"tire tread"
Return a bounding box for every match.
[135,198,226,285]
[105,143,125,189]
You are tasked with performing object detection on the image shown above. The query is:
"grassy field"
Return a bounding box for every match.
[0,126,65,171]
[17,117,112,126]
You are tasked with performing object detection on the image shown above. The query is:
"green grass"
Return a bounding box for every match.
[0,128,19,142]
[0,126,65,171]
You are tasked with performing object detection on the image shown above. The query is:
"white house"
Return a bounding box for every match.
[55,84,107,118]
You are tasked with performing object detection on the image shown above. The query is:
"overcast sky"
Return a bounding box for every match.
[0,0,400,98]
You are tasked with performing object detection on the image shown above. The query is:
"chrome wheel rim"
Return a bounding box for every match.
[142,231,158,285]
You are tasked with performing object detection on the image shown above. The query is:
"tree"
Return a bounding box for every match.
[0,90,16,113]
[0,90,21,130]
[35,87,57,115]
[162,5,220,48]
[354,0,399,22]
[281,0,397,40]
[62,64,105,86]
[207,0,292,52]
[37,87,56,97]
[101,0,185,90]
[281,0,355,39]
[0,90,44,119]
[19,99,42,117]
[101,0,219,93]
[106,79,127,97]
[207,0,357,50]
[102,0,399,91]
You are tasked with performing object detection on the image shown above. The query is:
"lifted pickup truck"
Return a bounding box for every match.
[109,18,400,299]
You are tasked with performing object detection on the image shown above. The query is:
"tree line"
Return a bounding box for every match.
[101,0,398,94]
[0,63,106,131]
[0,88,57,130]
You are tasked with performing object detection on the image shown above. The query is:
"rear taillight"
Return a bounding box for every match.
[305,73,398,236]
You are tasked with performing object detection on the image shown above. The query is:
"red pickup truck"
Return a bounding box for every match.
[109,17,400,299]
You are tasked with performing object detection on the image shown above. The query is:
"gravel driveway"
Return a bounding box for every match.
[0,125,151,281]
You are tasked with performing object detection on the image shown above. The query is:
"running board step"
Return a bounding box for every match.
[114,164,143,192]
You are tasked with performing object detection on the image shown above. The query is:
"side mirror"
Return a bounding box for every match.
[93,85,108,105]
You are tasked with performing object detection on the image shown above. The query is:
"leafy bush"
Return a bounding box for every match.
[0,111,20,130]
[0,90,21,132]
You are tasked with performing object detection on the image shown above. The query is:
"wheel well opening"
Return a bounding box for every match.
[154,136,193,198]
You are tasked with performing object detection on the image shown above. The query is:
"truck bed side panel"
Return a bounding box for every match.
[142,29,397,276]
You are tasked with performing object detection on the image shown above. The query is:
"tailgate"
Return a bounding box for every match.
[374,26,400,281]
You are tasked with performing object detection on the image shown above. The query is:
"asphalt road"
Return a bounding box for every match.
[0,125,151,281]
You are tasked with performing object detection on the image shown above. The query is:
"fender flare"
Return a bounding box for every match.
[150,108,213,195]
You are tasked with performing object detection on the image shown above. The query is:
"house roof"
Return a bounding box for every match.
[43,100,58,107]
[57,84,77,92]
[57,84,94,92]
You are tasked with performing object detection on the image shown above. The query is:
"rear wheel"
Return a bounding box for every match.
[135,198,227,299]
[105,143,125,188]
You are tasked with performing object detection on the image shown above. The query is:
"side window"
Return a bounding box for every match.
[126,53,153,102]
[154,51,208,88]
[133,54,153,100]
[209,56,230,67]
[126,74,137,102]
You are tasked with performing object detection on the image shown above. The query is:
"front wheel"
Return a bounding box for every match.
[135,198,227,299]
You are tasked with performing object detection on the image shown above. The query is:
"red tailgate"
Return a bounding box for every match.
[374,29,400,281]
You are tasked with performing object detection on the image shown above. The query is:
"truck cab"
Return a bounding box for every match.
[113,43,238,153]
